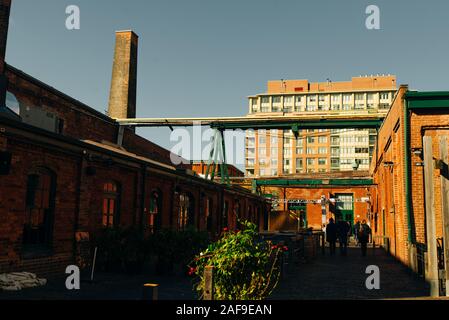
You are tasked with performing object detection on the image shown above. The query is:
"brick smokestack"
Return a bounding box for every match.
[0,0,11,74]
[107,30,138,119]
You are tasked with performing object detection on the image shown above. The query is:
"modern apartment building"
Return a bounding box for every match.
[245,76,397,177]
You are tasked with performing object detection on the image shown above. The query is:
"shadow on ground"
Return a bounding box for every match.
[0,247,429,300]
[271,247,429,300]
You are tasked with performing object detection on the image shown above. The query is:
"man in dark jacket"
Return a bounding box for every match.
[326,218,337,255]
[337,220,350,256]
[358,220,371,256]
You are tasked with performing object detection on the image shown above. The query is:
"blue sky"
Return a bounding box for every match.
[6,0,449,168]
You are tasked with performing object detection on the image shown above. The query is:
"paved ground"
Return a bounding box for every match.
[0,273,196,300]
[271,246,430,300]
[0,246,429,300]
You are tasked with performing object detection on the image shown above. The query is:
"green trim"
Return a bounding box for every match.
[405,91,449,110]
[256,178,373,186]
[212,119,383,130]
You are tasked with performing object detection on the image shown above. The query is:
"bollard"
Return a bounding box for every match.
[142,283,159,300]
[204,266,214,300]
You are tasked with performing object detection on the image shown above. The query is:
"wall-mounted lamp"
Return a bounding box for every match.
[415,162,424,167]
[383,161,394,167]
[412,148,423,159]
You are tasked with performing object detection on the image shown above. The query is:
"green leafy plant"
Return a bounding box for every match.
[152,227,209,275]
[189,220,284,300]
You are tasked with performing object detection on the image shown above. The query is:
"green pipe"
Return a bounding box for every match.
[404,98,413,244]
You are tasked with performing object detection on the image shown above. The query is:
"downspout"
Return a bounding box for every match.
[404,98,413,244]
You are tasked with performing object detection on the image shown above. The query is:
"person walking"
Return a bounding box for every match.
[358,220,371,256]
[337,220,349,256]
[354,220,361,245]
[326,218,337,255]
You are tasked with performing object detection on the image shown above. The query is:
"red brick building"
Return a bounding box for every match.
[0,1,268,276]
[254,171,372,231]
[371,85,449,294]
[191,160,245,178]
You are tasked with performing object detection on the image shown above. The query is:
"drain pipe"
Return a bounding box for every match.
[404,98,413,245]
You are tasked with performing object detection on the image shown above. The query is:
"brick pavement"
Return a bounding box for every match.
[271,246,429,300]
[0,247,430,300]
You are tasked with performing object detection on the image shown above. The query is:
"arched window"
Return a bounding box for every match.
[178,192,194,230]
[102,181,120,228]
[146,190,162,232]
[23,167,56,249]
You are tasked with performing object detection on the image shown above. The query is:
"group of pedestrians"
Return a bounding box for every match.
[325,218,371,256]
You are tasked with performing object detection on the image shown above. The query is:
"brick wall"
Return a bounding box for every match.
[262,185,371,231]
[373,87,449,269]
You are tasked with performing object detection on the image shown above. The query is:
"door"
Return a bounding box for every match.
[335,194,354,227]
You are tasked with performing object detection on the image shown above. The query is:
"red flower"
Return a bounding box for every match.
[271,245,278,250]
[223,227,229,232]
[282,246,288,251]
[188,267,197,276]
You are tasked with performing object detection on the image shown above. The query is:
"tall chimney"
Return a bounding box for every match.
[107,30,138,120]
[0,0,12,109]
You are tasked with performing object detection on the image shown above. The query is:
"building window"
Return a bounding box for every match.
[331,158,340,167]
[331,147,340,156]
[146,190,162,232]
[102,181,121,228]
[270,147,278,155]
[271,159,278,167]
[318,136,327,144]
[259,148,266,156]
[178,193,195,230]
[308,95,317,102]
[331,137,340,145]
[343,94,352,102]
[318,147,327,154]
[331,104,340,111]
[259,136,266,144]
[307,137,315,143]
[284,96,293,104]
[355,93,365,101]
[307,158,315,165]
[380,92,390,100]
[296,147,303,155]
[296,158,303,168]
[318,158,327,165]
[306,105,317,112]
[307,147,315,155]
[23,168,56,249]
[272,96,281,103]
